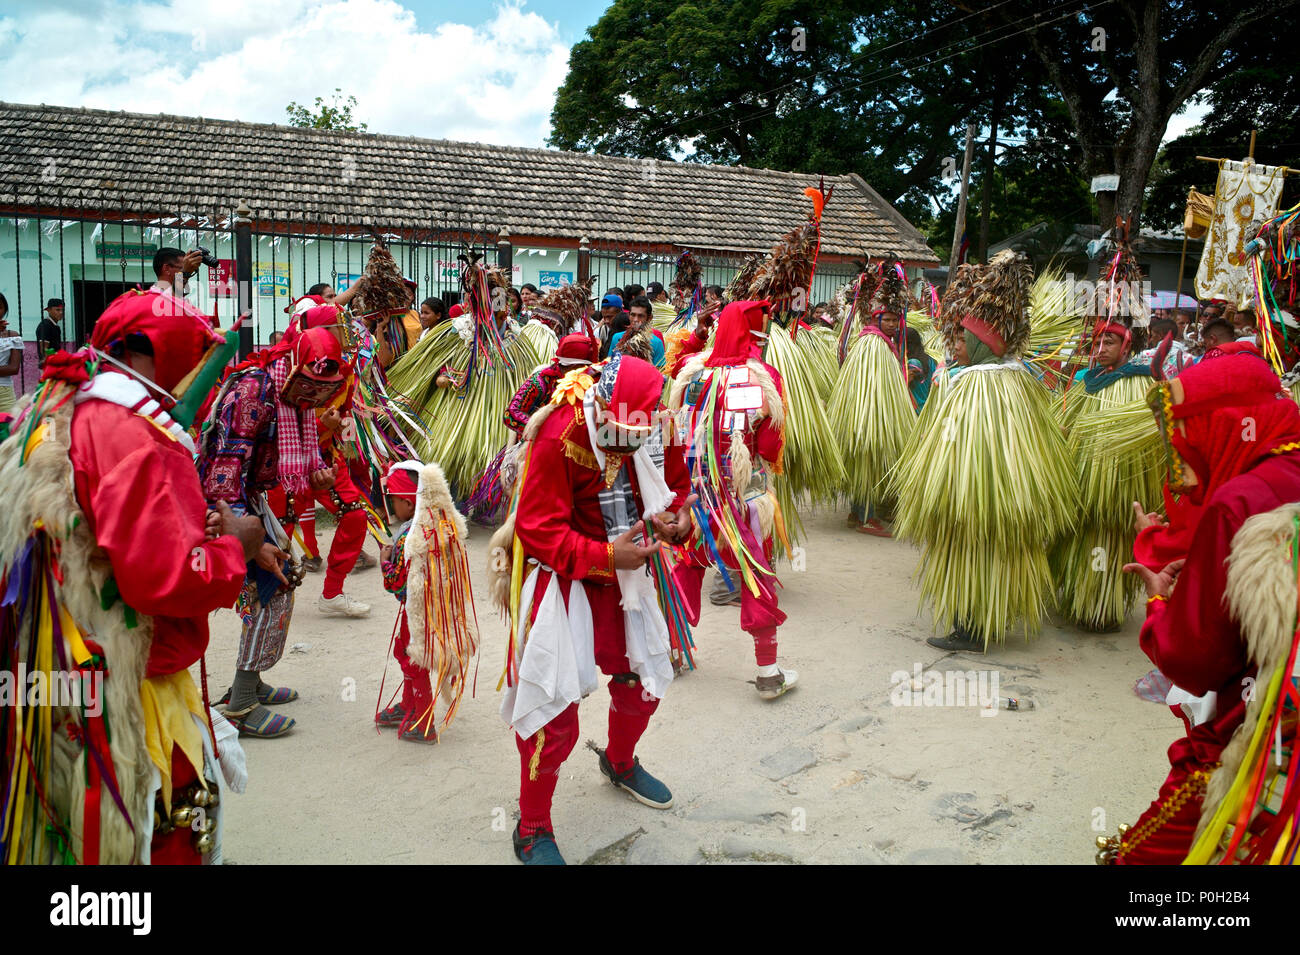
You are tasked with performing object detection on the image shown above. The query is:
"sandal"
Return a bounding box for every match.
[856,519,893,538]
[376,704,406,728]
[218,684,299,706]
[224,704,296,738]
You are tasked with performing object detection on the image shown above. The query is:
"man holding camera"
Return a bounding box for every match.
[151,247,208,298]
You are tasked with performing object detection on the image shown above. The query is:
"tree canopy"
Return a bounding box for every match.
[550,0,1297,258]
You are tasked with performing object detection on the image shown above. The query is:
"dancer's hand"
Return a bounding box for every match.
[309,468,336,491]
[1121,558,1185,599]
[651,494,698,544]
[320,407,342,433]
[1131,501,1165,532]
[214,501,264,560]
[612,521,661,569]
[254,542,291,586]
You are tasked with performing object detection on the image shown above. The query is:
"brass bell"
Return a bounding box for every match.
[1117,823,1130,836]
[195,831,215,854]
[1095,835,1111,849]
[193,788,217,808]
[170,806,194,827]
[200,817,217,835]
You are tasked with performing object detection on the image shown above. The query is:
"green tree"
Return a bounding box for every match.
[1146,62,1300,231]
[550,1,1095,244]
[285,89,368,133]
[989,0,1296,228]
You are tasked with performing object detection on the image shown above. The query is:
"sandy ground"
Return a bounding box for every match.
[202,508,1174,865]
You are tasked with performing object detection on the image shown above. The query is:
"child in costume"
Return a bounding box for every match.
[377,460,478,744]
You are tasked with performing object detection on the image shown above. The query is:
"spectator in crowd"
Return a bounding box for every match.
[1232,307,1258,343]
[704,285,724,307]
[609,296,666,368]
[647,281,676,325]
[623,283,645,303]
[1135,317,1190,378]
[1200,317,1236,350]
[418,297,447,340]
[268,330,283,347]
[520,283,540,309]
[36,299,64,366]
[600,292,625,325]
[0,292,22,412]
[600,310,631,360]
[151,247,202,297]
[506,287,524,321]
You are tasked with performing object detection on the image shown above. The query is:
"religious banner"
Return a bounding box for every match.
[1194,159,1286,304]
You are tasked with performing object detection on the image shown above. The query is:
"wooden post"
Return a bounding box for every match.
[948,125,975,276]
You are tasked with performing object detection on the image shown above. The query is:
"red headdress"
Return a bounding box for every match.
[385,461,422,499]
[1135,351,1300,569]
[706,300,771,368]
[593,354,664,432]
[554,333,599,367]
[89,289,223,392]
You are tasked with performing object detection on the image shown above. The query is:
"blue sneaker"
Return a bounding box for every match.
[513,824,566,865]
[597,750,674,809]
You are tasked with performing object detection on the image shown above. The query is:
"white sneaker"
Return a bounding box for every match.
[317,593,371,618]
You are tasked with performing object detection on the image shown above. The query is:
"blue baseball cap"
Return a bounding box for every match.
[601,293,624,309]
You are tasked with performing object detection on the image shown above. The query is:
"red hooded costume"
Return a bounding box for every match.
[1118,351,1300,864]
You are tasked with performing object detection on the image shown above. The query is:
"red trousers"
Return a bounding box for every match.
[394,613,432,729]
[673,516,785,666]
[318,462,368,599]
[149,745,201,865]
[515,574,660,836]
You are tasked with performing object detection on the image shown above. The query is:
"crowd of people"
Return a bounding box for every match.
[1,193,1297,870]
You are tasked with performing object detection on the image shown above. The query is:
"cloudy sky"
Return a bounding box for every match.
[0,0,611,147]
[0,0,1209,152]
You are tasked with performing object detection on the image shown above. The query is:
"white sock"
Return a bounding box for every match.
[758,663,779,678]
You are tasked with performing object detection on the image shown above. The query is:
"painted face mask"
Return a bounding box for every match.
[280,327,346,409]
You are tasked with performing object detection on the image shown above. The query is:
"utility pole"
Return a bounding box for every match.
[948,124,976,276]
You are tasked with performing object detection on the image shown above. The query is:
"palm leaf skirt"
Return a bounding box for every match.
[1051,375,1164,630]
[890,364,1077,644]
[385,323,547,493]
[763,330,846,506]
[828,334,916,512]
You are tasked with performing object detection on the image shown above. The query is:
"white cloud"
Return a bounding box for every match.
[0,0,571,147]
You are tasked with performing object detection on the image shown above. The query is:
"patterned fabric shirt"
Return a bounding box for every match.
[503,367,561,434]
[198,368,279,515]
[381,520,411,603]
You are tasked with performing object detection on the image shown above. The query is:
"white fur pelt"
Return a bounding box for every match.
[486,512,516,613]
[0,393,154,864]
[1198,502,1300,847]
[403,462,478,706]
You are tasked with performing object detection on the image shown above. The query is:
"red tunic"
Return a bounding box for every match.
[1120,451,1300,863]
[70,400,247,678]
[514,400,690,583]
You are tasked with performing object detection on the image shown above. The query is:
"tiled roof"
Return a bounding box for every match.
[0,102,938,263]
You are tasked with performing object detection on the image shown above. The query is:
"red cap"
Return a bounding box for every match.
[91,289,223,392]
[449,304,465,319]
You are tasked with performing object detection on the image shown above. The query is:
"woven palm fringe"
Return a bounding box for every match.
[386,322,548,493]
[890,365,1076,645]
[829,334,915,514]
[1050,375,1164,630]
[764,329,846,505]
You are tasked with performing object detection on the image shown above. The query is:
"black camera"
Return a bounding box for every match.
[195,246,220,269]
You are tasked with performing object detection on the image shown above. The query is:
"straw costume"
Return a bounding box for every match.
[890,250,1076,651]
[829,268,916,537]
[377,461,478,744]
[385,255,547,499]
[493,355,694,865]
[668,299,797,698]
[0,289,249,864]
[1096,349,1300,864]
[1052,228,1164,632]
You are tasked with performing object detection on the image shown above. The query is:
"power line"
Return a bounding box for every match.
[686,1,1110,144]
